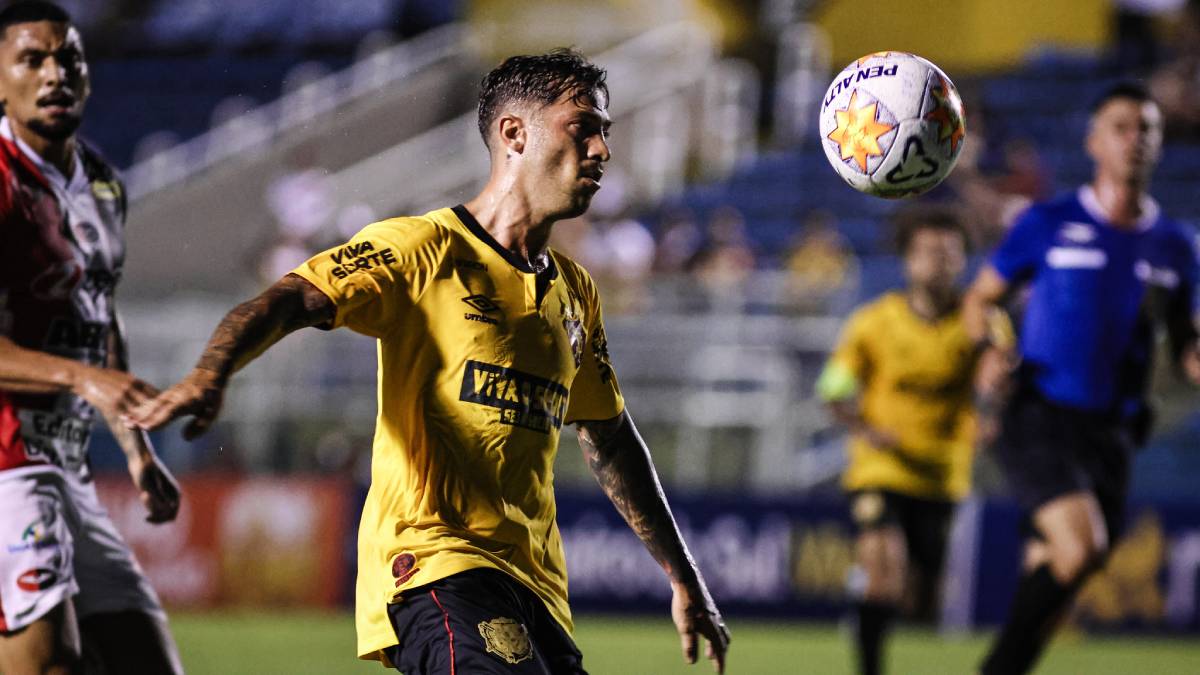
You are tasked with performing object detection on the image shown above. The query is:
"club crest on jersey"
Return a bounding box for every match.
[478,618,533,665]
[391,552,420,586]
[90,180,122,202]
[1058,222,1096,244]
[560,298,584,368]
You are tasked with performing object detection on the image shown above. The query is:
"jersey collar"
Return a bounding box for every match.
[451,204,559,281]
[0,116,86,193]
[1077,184,1159,232]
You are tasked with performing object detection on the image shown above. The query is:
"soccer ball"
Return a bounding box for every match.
[818,51,965,198]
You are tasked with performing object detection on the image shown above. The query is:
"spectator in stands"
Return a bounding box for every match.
[259,144,336,283]
[1149,0,1200,139]
[992,138,1052,203]
[654,206,704,274]
[689,205,757,291]
[783,208,857,313]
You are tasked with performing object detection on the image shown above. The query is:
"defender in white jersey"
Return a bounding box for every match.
[0,3,182,674]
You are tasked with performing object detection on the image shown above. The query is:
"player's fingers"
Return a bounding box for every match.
[680,628,697,665]
[130,391,196,430]
[708,640,723,674]
[140,490,167,523]
[183,412,215,440]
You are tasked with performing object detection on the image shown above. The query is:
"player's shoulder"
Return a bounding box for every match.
[1014,191,1080,227]
[548,249,600,297]
[548,249,591,282]
[1151,212,1195,242]
[78,140,119,181]
[846,291,904,330]
[359,210,456,247]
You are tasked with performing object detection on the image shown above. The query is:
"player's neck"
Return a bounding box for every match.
[907,286,958,321]
[9,121,75,176]
[463,189,553,269]
[1090,175,1148,229]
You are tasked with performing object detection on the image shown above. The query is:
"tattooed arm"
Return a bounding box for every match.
[124,273,335,438]
[576,410,730,673]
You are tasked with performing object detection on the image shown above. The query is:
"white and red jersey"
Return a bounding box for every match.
[0,117,127,480]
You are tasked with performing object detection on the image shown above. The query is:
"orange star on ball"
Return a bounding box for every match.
[827,90,895,172]
[925,76,965,154]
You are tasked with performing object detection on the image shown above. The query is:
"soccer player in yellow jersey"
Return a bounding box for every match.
[127,49,729,674]
[816,207,976,675]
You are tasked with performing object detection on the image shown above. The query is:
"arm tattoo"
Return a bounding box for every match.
[577,411,699,586]
[196,274,335,381]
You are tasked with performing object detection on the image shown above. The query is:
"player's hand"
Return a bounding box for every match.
[123,368,225,440]
[1182,340,1200,386]
[127,452,181,523]
[671,582,730,673]
[975,346,1018,402]
[862,426,901,452]
[73,365,160,420]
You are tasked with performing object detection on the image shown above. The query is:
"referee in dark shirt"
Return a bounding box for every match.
[963,81,1200,675]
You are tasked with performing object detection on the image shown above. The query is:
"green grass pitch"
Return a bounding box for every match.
[170,611,1200,674]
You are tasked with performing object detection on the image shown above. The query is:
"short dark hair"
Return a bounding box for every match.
[1089,80,1153,116]
[894,204,971,254]
[0,1,70,38]
[476,48,609,149]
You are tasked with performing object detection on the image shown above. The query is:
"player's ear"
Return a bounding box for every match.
[497,114,526,155]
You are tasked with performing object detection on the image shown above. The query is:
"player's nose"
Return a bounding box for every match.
[588,134,611,163]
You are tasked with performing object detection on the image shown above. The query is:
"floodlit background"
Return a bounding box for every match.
[47,0,1200,672]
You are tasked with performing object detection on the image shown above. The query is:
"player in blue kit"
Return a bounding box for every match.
[963,82,1200,675]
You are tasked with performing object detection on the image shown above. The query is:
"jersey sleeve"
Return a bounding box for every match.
[990,205,1048,283]
[291,217,449,339]
[816,307,871,401]
[1167,226,1200,355]
[564,279,625,424]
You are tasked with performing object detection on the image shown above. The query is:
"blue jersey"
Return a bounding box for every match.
[991,186,1199,412]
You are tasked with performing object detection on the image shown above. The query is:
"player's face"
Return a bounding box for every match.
[904,227,966,292]
[0,21,89,143]
[1087,98,1162,183]
[523,89,611,220]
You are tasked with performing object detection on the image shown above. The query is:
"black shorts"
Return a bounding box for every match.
[847,489,956,582]
[382,568,586,675]
[993,389,1132,541]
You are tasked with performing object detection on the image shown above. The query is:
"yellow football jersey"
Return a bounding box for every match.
[819,292,975,501]
[292,206,624,661]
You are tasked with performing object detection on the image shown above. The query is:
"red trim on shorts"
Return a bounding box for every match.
[0,392,34,472]
[0,584,8,632]
[429,590,456,675]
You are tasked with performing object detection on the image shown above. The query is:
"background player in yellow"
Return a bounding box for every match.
[126,49,729,674]
[815,207,979,675]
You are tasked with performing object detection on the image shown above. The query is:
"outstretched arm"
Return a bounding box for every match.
[125,273,334,437]
[1165,278,1200,384]
[576,410,730,673]
[963,265,1019,400]
[0,333,159,415]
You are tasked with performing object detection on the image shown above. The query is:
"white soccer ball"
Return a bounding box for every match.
[818,51,966,199]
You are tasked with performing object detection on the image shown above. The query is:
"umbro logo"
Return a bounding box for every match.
[462,295,500,313]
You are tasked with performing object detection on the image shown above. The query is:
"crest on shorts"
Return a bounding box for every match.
[852,492,885,526]
[391,553,420,587]
[477,617,533,665]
